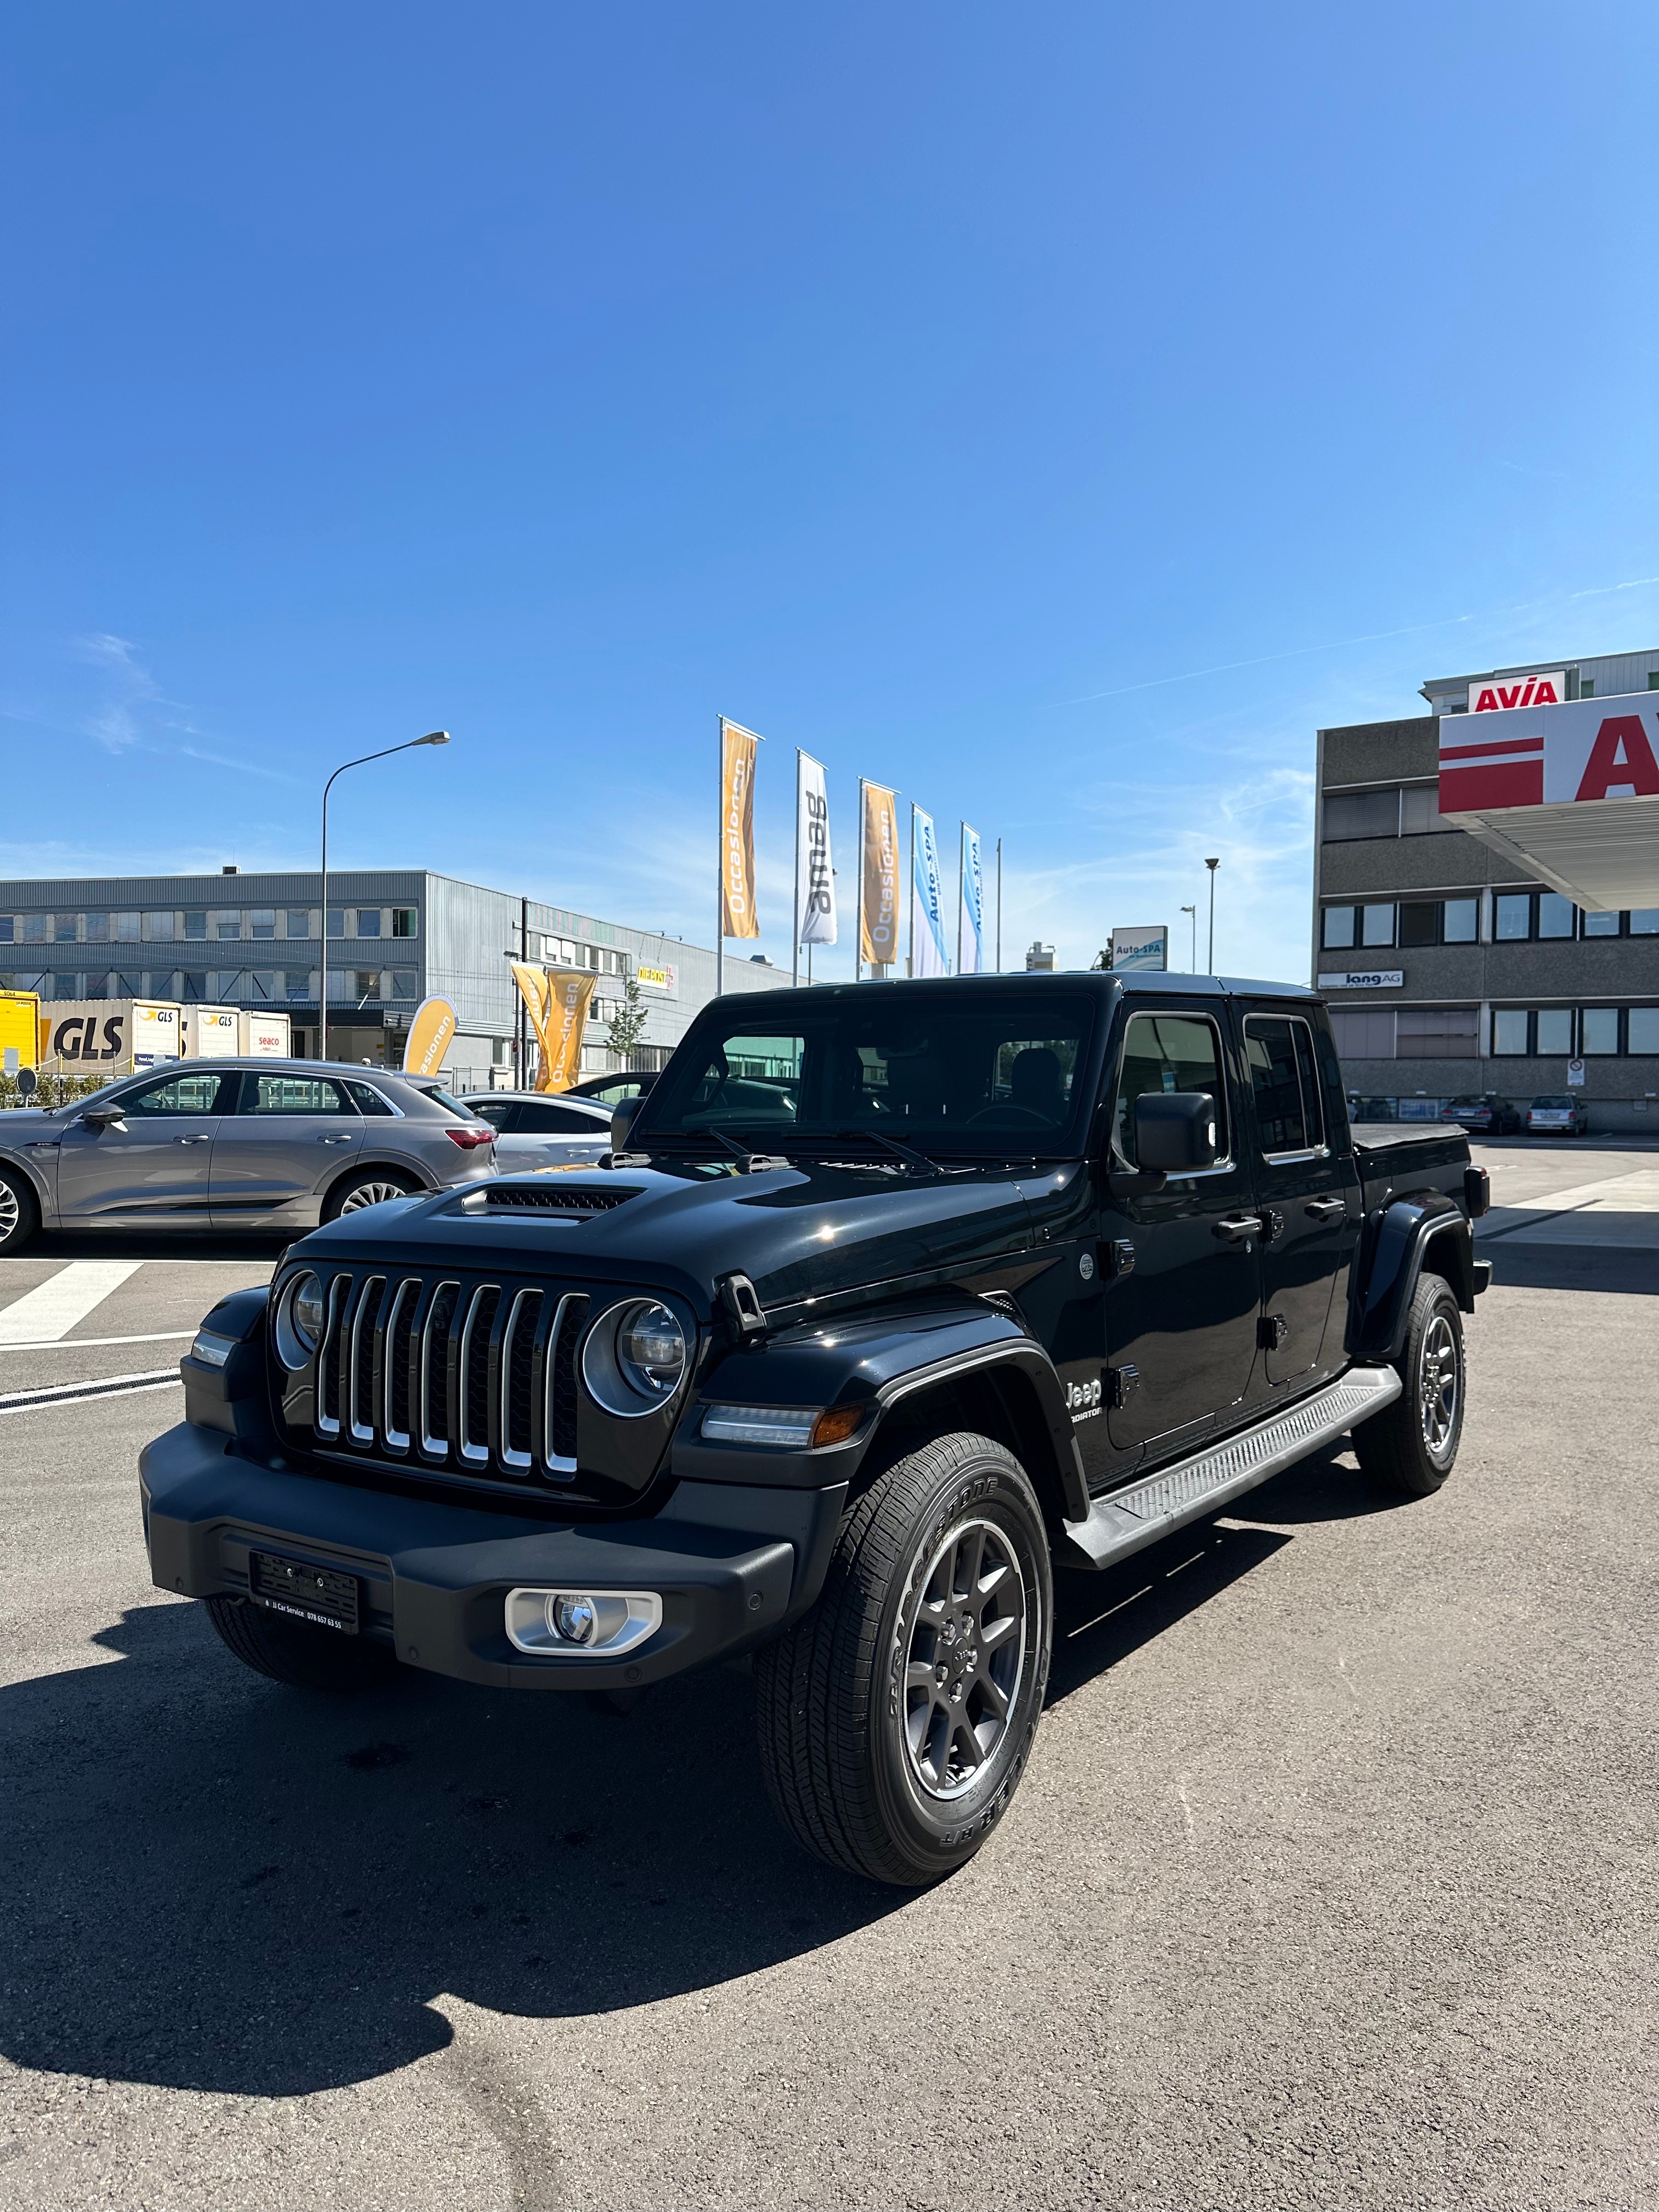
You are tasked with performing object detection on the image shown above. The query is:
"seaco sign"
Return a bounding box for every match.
[1467,672,1564,714]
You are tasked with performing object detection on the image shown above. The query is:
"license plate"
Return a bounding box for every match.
[248,1550,360,1634]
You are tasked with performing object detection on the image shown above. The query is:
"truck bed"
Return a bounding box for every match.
[1351,1122,1471,1212]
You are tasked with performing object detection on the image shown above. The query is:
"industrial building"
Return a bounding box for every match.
[1314,648,1659,1130]
[0,867,780,1085]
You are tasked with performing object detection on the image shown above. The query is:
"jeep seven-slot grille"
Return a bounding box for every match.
[302,1270,590,1484]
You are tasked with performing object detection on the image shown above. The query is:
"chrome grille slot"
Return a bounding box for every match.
[499,1288,542,1471]
[348,1277,386,1444]
[379,1277,421,1452]
[314,1274,351,1438]
[457,1285,500,1466]
[419,1280,460,1458]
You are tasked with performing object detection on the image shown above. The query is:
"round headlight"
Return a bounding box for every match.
[581,1297,689,1417]
[274,1270,326,1371]
[618,1302,686,1401]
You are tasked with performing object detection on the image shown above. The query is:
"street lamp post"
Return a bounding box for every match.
[319,732,450,1064]
[1204,857,1220,977]
[1181,904,1197,973]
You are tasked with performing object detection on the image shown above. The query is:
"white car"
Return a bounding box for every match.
[459,1091,613,1172]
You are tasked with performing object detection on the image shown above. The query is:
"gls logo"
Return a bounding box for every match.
[1066,1378,1102,1417]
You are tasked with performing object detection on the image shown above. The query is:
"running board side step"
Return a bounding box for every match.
[1058,1364,1402,1571]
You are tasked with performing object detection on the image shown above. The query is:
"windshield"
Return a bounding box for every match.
[636,991,1098,1155]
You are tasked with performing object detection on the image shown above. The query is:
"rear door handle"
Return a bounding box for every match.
[1305,1197,1346,1221]
[1212,1214,1263,1244]
[174,1134,211,1146]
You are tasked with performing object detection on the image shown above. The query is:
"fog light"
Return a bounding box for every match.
[504,1585,664,1657]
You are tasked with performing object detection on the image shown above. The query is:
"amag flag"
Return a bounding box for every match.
[957,823,983,974]
[911,806,949,978]
[795,751,837,948]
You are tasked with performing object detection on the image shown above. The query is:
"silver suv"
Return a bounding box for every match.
[0,1059,496,1252]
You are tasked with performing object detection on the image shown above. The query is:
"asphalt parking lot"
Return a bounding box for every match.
[1,1141,1656,2210]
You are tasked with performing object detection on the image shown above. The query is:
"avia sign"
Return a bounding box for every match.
[1466,671,1564,714]
[1438,690,1659,911]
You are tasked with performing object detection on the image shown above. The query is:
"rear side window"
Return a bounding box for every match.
[466,1099,517,1131]
[1112,1013,1228,1164]
[1244,1015,1325,1154]
[344,1080,397,1116]
[514,1101,605,1133]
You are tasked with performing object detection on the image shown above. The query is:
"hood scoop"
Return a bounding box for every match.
[464,1184,643,1217]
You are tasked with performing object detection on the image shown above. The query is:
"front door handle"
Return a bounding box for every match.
[1305,1197,1346,1221]
[317,1133,354,1144]
[1212,1214,1263,1244]
[174,1133,211,1146]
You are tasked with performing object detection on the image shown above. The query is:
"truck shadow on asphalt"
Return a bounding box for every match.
[1,1447,1390,2100]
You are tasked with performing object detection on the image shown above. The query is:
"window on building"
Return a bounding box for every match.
[214,911,241,940]
[116,913,139,941]
[84,912,110,943]
[1400,786,1448,835]
[55,917,76,942]
[391,907,417,938]
[115,970,143,997]
[1396,1007,1480,1060]
[1398,901,1441,948]
[50,973,77,998]
[390,970,417,1000]
[1582,909,1620,938]
[1321,907,1356,950]
[1537,894,1575,939]
[1630,910,1659,935]
[1492,1010,1529,1055]
[1536,1008,1573,1055]
[21,915,47,943]
[1329,1007,1396,1059]
[1361,903,1396,948]
[286,910,311,938]
[250,910,276,938]
[1630,1008,1659,1054]
[1581,1008,1620,1056]
[354,970,382,1000]
[145,912,174,940]
[249,971,280,1000]
[1327,787,1407,836]
[324,968,345,998]
[287,974,311,1000]
[1495,894,1533,940]
[327,910,345,938]
[83,972,109,999]
[184,911,206,940]
[183,972,208,1000]
[357,910,382,938]
[0,919,13,943]
[1443,898,1479,943]
[1580,679,1595,698]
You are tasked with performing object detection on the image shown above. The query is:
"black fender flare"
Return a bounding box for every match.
[672,1297,1090,1525]
[1352,1194,1477,1365]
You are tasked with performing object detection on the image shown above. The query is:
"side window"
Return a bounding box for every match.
[1244,1015,1325,1155]
[243,1074,353,1115]
[1111,1013,1228,1164]
[343,1080,397,1116]
[119,1071,229,1116]
[515,1102,603,1133]
[466,1100,517,1132]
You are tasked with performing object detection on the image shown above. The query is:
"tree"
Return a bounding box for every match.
[605,971,649,1062]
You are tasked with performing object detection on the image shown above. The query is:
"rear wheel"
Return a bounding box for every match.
[755,1431,1052,1887]
[0,1167,37,1255]
[1353,1273,1465,1497]
[204,1595,403,1690]
[321,1167,418,1222]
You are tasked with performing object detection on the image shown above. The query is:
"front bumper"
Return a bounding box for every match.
[140,1422,845,1691]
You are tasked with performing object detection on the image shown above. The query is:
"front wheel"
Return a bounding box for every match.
[754,1432,1052,1887]
[1353,1273,1465,1497]
[0,1166,38,1255]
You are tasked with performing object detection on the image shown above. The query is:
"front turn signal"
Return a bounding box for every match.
[809,1404,865,1449]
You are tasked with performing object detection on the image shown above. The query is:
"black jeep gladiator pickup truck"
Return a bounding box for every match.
[141,972,1489,1886]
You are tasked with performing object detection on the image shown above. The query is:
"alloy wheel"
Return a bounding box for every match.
[902,1517,1028,1801]
[1419,1312,1460,1461]
[338,1180,410,1214]
[0,1183,18,1244]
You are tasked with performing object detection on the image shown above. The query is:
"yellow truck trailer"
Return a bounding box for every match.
[0,988,40,1077]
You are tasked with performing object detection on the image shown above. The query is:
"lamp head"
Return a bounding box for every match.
[416,730,450,747]
[1204,856,1220,871]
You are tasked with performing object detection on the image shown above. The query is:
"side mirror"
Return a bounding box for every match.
[1133,1092,1218,1175]
[610,1098,639,1152]
[81,1105,128,1134]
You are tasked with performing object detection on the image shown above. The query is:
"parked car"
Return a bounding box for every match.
[567,1071,658,1110]
[460,1090,613,1171]
[145,972,1489,1888]
[0,1059,496,1252]
[1527,1094,1589,1136]
[1441,1093,1523,1136]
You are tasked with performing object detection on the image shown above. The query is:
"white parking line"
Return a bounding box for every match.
[0,1329,196,1353]
[0,1261,143,1346]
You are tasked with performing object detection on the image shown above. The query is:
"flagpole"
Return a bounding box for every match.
[908,802,916,980]
[792,748,801,990]
[715,714,724,999]
[995,838,1002,971]
[855,777,866,983]
[956,822,964,974]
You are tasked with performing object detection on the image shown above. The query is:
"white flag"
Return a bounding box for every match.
[911,806,949,977]
[958,823,983,974]
[795,751,838,947]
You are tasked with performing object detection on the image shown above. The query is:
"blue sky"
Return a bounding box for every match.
[4,3,1657,981]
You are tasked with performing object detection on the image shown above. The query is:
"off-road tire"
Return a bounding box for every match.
[204,1595,403,1691]
[754,1431,1052,1887]
[320,1167,419,1223]
[1353,1273,1465,1498]
[0,1166,38,1256]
